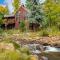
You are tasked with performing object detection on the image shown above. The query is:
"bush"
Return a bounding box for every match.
[20,46,30,55]
[0,50,31,60]
[41,30,49,37]
[48,26,60,36]
[0,13,4,25]
[20,53,30,60]
[0,50,21,60]
[0,28,3,34]
[19,21,26,32]
[0,41,32,60]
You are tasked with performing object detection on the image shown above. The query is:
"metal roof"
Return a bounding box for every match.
[4,14,15,18]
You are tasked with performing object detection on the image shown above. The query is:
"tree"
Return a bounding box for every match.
[26,0,44,28]
[13,0,20,13]
[5,6,9,15]
[43,0,60,28]
[0,6,9,29]
[0,6,6,26]
[0,13,4,26]
[0,6,7,14]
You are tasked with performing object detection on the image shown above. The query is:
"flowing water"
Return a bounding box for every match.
[23,44,60,60]
[42,46,60,60]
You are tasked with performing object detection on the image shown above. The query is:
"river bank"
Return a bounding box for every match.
[10,35,60,47]
[0,32,60,60]
[0,33,60,47]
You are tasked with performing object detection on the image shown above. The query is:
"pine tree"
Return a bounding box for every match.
[26,0,43,25]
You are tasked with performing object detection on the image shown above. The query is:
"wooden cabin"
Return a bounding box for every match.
[3,5,30,29]
[3,5,39,30]
[15,5,29,20]
[2,14,15,29]
[15,5,30,28]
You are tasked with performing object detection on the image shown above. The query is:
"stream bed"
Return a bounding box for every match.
[23,44,60,60]
[42,46,60,60]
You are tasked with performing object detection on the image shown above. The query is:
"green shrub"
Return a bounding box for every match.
[0,41,31,60]
[0,50,21,60]
[0,13,4,25]
[41,30,49,37]
[20,53,30,60]
[6,30,14,34]
[0,28,3,34]
[19,21,26,32]
[20,46,30,55]
[48,26,60,36]
[0,50,31,60]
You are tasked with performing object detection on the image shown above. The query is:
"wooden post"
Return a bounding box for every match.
[5,19,8,30]
[25,20,29,32]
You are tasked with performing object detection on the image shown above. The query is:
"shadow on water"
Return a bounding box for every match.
[41,52,60,60]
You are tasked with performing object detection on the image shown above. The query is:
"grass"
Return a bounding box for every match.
[0,29,60,60]
[1,39,20,49]
[0,28,60,40]
[0,40,34,60]
[0,50,21,60]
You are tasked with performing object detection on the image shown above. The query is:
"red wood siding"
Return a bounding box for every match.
[15,5,28,28]
[18,5,28,20]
